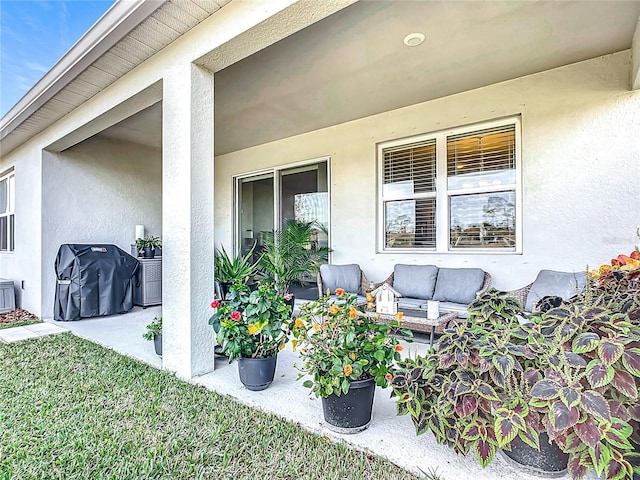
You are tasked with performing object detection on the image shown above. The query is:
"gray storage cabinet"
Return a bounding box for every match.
[134,258,162,307]
[0,279,16,313]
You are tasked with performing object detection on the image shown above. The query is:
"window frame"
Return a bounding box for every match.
[377,116,522,254]
[0,169,15,253]
[232,156,332,256]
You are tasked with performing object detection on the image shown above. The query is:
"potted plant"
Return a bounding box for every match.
[208,282,293,391]
[390,270,640,480]
[214,244,259,300]
[136,235,162,258]
[292,288,412,433]
[142,316,162,356]
[258,220,330,302]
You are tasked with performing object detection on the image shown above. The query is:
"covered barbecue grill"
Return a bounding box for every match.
[54,244,139,321]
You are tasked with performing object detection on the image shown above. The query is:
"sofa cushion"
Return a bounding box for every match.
[525,270,587,313]
[432,268,485,305]
[396,297,428,310]
[438,301,470,319]
[393,264,439,300]
[320,264,362,295]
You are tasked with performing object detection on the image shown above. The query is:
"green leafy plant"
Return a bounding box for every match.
[292,288,411,398]
[214,244,258,286]
[527,302,640,479]
[391,289,541,467]
[208,282,292,362]
[135,235,162,254]
[258,220,330,296]
[390,278,640,480]
[142,316,162,340]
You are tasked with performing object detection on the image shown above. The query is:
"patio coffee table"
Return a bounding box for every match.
[366,310,458,348]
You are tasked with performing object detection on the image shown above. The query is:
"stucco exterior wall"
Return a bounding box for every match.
[214,51,640,290]
[41,138,162,318]
[0,143,43,313]
[0,0,332,323]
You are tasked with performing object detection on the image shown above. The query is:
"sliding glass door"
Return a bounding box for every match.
[235,159,329,261]
[237,173,274,261]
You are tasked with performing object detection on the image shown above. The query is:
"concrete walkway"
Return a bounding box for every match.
[0,321,67,343]
[4,307,578,480]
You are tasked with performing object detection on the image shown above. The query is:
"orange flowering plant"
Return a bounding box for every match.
[589,250,640,282]
[292,288,412,398]
[588,243,640,296]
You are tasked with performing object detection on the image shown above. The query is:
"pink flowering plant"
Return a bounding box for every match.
[209,282,293,362]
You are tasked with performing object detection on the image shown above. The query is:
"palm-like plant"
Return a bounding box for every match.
[214,244,258,285]
[258,220,330,296]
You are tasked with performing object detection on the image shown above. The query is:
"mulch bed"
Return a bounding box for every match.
[0,308,40,325]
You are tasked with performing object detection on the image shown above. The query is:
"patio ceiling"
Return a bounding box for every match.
[102,0,640,156]
[2,0,639,156]
[211,0,640,155]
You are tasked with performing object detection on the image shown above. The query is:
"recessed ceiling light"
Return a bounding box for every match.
[403,32,425,47]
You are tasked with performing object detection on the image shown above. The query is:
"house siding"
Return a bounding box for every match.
[214,50,640,290]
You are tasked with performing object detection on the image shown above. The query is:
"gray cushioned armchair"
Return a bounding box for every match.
[317,264,370,305]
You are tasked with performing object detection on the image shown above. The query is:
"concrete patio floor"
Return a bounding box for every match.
[47,307,580,480]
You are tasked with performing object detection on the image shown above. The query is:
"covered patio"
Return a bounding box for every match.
[1,0,639,476]
[45,311,569,480]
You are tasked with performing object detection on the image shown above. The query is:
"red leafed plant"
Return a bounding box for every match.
[390,275,640,479]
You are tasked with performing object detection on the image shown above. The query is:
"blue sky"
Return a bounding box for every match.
[1,0,115,117]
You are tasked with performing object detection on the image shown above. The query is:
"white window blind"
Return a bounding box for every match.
[381,140,436,249]
[447,125,517,249]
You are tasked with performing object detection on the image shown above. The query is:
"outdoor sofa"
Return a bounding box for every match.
[381,264,492,322]
[317,263,491,326]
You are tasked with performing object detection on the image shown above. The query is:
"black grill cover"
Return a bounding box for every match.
[54,244,140,321]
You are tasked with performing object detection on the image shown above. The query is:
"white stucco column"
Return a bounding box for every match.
[162,62,216,379]
[632,17,640,90]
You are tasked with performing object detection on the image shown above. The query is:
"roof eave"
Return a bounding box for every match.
[0,0,167,141]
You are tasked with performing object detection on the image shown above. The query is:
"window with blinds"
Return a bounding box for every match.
[0,171,15,252]
[378,117,520,252]
[447,125,516,249]
[381,140,436,249]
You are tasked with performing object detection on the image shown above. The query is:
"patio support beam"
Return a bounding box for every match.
[161,62,216,379]
[632,16,640,90]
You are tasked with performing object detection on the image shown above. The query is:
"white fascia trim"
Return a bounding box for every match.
[0,0,167,140]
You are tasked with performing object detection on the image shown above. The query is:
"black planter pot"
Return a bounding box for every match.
[284,294,296,318]
[321,377,375,434]
[153,333,162,356]
[501,432,569,477]
[218,282,232,300]
[143,247,155,258]
[237,356,277,391]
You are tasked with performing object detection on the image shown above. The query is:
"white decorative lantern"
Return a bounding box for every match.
[427,300,440,320]
[371,283,401,314]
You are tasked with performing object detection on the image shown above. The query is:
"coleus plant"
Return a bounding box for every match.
[527,300,640,480]
[391,285,640,480]
[390,289,548,467]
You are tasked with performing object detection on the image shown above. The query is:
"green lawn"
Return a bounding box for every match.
[0,334,420,480]
[0,319,40,330]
